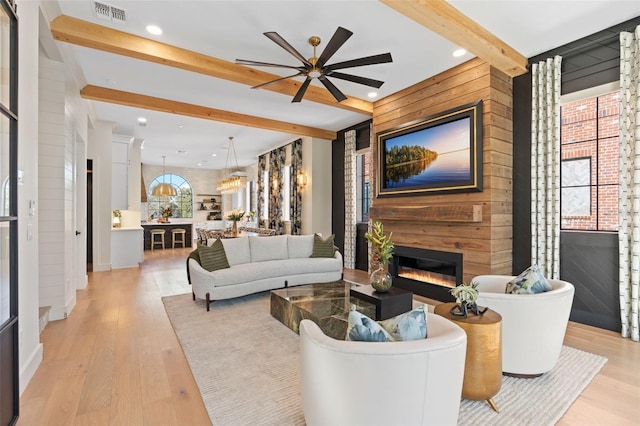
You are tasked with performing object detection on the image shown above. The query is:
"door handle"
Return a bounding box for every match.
[76,231,81,236]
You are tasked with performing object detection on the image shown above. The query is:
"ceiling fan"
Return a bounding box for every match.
[236,27,392,103]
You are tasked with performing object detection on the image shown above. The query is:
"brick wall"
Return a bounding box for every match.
[560,91,619,231]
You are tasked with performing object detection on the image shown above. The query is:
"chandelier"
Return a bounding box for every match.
[217,136,248,194]
[151,155,177,197]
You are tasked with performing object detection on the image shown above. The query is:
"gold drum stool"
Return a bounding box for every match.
[171,228,186,248]
[150,229,166,250]
[434,302,502,412]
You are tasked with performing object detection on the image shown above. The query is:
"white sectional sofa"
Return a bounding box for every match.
[189,234,343,310]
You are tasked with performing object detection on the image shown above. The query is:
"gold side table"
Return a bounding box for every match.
[434,302,502,412]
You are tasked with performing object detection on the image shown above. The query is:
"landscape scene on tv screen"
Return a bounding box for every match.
[383,116,471,189]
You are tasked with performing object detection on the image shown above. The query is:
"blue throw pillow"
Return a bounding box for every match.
[346,309,392,342]
[345,305,428,342]
[506,265,552,294]
[379,305,428,341]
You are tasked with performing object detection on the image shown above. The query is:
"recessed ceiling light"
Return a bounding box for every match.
[211,153,217,157]
[146,25,162,35]
[453,48,466,58]
[197,163,202,166]
[178,125,184,128]
[137,117,147,123]
[367,92,378,98]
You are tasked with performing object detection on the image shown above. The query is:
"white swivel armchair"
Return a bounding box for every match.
[299,314,467,426]
[474,275,575,377]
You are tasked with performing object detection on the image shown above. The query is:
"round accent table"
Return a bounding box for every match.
[434,302,502,412]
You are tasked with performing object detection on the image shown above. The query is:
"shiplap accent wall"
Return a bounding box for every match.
[371,58,513,283]
[38,57,76,320]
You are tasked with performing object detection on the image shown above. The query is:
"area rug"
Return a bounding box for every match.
[162,292,607,426]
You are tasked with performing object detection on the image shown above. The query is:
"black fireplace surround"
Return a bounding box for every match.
[390,246,463,302]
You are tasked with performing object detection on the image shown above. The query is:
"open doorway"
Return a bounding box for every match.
[86,159,93,272]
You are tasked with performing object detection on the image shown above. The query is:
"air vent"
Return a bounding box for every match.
[93,1,126,25]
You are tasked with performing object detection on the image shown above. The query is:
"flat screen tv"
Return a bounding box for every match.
[376,101,483,197]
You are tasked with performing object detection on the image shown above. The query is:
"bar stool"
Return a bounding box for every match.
[150,229,166,250]
[171,228,186,248]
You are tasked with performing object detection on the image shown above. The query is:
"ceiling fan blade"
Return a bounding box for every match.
[252,72,304,90]
[292,77,313,103]
[236,59,304,71]
[264,31,312,67]
[325,52,393,72]
[316,27,353,68]
[326,71,385,88]
[318,75,347,102]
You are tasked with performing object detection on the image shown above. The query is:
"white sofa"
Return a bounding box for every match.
[189,234,343,310]
[474,274,575,377]
[299,315,467,426]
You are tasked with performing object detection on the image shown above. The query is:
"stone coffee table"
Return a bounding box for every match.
[270,280,377,340]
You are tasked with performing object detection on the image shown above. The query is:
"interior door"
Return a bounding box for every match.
[0,1,19,424]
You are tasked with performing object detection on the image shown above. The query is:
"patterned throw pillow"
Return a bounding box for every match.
[379,305,428,341]
[345,305,428,342]
[310,233,335,258]
[198,239,230,272]
[346,309,392,342]
[505,265,552,294]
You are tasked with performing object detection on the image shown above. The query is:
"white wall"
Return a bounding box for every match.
[17,0,43,394]
[128,138,143,212]
[38,56,72,321]
[301,137,333,236]
[88,121,114,271]
[142,163,222,222]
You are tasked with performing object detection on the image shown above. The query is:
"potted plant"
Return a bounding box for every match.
[450,280,488,317]
[112,210,122,228]
[365,221,395,292]
[227,208,245,236]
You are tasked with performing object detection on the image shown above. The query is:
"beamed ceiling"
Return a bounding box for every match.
[43,0,640,169]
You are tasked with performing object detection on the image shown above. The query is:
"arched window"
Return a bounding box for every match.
[147,174,193,219]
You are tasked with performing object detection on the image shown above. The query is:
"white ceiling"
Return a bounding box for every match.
[50,0,640,169]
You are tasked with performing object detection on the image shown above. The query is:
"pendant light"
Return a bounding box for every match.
[216,136,247,194]
[151,155,177,197]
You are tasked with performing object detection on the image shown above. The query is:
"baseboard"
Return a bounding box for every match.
[94,263,112,272]
[65,293,77,317]
[77,274,88,290]
[20,342,43,395]
[48,305,66,321]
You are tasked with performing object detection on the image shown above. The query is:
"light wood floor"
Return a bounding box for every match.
[19,248,639,425]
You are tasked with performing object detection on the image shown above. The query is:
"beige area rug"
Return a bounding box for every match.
[163,292,607,426]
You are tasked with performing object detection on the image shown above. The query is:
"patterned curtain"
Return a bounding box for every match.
[344,130,357,269]
[290,139,303,235]
[619,26,640,342]
[258,154,267,225]
[269,146,286,234]
[531,56,562,279]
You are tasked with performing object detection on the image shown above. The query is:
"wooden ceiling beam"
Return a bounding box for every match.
[80,85,337,140]
[379,0,528,78]
[51,15,373,115]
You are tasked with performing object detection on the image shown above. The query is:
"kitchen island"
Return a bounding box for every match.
[142,222,193,250]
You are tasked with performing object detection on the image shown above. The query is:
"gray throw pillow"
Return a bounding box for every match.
[198,240,230,272]
[310,233,335,258]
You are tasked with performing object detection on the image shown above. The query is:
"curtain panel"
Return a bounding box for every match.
[258,154,267,226]
[619,26,640,342]
[290,139,303,235]
[531,55,562,279]
[344,130,357,269]
[269,146,286,234]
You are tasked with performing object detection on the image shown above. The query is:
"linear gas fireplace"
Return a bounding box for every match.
[390,246,463,302]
